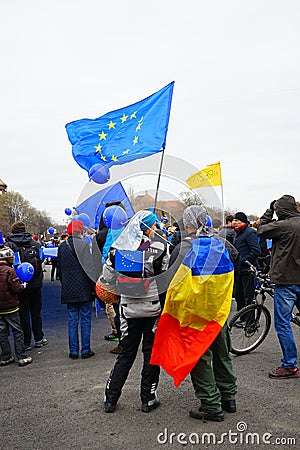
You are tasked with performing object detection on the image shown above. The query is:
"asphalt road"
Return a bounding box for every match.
[1,267,299,450]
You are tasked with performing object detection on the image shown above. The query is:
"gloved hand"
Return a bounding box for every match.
[269,200,277,210]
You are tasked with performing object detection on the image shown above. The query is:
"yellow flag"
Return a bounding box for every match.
[186,161,222,189]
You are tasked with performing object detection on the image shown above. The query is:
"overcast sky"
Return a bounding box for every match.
[1,1,299,225]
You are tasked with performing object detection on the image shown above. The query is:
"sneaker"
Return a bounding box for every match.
[81,351,95,359]
[104,402,117,413]
[0,356,15,366]
[18,356,33,367]
[269,367,299,379]
[24,345,32,351]
[141,399,161,413]
[35,338,48,348]
[69,353,79,359]
[189,407,224,422]
[110,345,122,354]
[104,332,119,341]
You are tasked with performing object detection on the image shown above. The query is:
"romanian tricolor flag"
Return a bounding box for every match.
[150,237,234,387]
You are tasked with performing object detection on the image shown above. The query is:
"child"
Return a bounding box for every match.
[0,246,33,367]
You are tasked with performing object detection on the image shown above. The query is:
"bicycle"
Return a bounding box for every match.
[229,261,300,355]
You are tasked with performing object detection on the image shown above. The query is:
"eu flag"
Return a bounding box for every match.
[65,82,174,172]
[115,250,144,273]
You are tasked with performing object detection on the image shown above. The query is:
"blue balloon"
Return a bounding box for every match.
[48,227,55,235]
[89,163,110,184]
[103,205,127,230]
[16,262,34,282]
[78,213,90,227]
[206,215,212,227]
[65,208,72,216]
[72,215,79,221]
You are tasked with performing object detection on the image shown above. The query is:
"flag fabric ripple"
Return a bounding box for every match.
[150,237,234,387]
[66,82,174,172]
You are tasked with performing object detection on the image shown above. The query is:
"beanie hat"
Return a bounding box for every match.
[12,221,26,233]
[0,246,14,260]
[234,212,248,224]
[67,220,84,235]
[33,235,39,241]
[140,212,157,231]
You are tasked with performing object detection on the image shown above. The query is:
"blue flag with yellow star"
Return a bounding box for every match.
[65,82,174,171]
[115,250,144,273]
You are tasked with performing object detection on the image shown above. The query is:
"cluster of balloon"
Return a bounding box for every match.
[77,213,90,227]
[206,215,212,227]
[16,262,34,282]
[48,227,55,235]
[65,208,72,216]
[88,163,110,184]
[103,205,127,230]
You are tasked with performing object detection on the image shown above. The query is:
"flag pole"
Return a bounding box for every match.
[221,183,225,226]
[153,149,165,212]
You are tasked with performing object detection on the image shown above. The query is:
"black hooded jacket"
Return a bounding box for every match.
[5,232,43,288]
[257,195,300,285]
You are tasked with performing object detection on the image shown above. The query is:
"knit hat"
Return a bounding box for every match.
[0,246,14,260]
[33,235,39,241]
[234,212,248,224]
[140,212,157,231]
[67,220,84,235]
[183,205,213,237]
[12,221,26,233]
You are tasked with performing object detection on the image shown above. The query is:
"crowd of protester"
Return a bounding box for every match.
[0,194,299,422]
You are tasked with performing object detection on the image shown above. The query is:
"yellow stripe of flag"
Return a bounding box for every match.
[164,266,234,330]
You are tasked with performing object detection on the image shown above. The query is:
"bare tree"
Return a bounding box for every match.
[0,190,55,237]
[179,191,203,207]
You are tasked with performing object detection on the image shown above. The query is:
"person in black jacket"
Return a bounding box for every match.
[103,210,167,414]
[232,212,261,326]
[5,221,47,350]
[57,220,96,359]
[218,214,236,244]
[257,195,300,379]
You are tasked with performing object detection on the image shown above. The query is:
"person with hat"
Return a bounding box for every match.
[232,212,261,326]
[257,195,300,379]
[5,222,47,350]
[153,205,238,422]
[57,220,97,359]
[0,246,33,366]
[103,210,167,414]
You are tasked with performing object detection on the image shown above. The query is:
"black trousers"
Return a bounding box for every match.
[18,287,44,346]
[105,315,160,405]
[51,259,58,280]
[234,272,255,311]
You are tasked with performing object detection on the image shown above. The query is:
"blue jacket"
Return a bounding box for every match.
[233,226,260,274]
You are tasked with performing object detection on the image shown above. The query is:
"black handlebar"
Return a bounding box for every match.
[245,260,272,285]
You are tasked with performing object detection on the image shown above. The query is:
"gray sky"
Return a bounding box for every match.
[1,1,299,225]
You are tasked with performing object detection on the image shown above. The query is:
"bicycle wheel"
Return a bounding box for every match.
[229,304,271,355]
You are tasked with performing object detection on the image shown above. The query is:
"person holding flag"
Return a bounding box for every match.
[102,210,167,414]
[151,205,237,422]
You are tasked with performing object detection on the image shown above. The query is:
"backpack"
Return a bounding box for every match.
[18,244,42,277]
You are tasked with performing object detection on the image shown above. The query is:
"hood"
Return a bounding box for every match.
[274,195,300,220]
[6,232,34,246]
